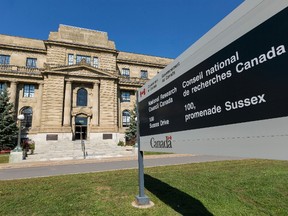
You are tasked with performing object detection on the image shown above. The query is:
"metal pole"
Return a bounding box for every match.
[135,93,150,205]
[80,126,86,159]
[13,117,22,152]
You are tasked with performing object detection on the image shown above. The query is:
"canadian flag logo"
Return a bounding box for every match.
[166,136,172,140]
[140,88,146,97]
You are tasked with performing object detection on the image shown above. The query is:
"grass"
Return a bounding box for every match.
[0,154,9,163]
[0,159,287,215]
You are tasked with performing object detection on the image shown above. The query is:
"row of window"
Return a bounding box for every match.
[0,83,35,97]
[19,107,131,128]
[121,68,148,79]
[21,107,130,128]
[68,54,150,79]
[77,89,131,105]
[1,54,150,79]
[1,82,132,104]
[74,88,131,103]
[20,106,130,128]
[68,54,99,68]
[17,106,130,129]
[0,54,37,68]
[0,54,100,69]
[77,88,131,104]
[0,84,88,102]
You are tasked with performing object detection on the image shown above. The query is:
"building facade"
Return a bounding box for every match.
[0,25,172,146]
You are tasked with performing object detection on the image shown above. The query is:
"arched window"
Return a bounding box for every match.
[122,110,130,127]
[77,88,88,106]
[21,107,33,128]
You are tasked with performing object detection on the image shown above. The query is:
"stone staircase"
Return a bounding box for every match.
[24,140,136,162]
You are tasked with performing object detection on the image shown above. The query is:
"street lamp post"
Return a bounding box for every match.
[13,114,25,152]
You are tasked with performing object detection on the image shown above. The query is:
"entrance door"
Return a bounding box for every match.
[75,116,87,140]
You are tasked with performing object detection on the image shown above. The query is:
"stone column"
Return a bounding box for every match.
[118,90,122,129]
[9,81,17,105]
[35,83,43,128]
[71,115,75,140]
[63,81,72,126]
[91,81,100,126]
[114,81,118,130]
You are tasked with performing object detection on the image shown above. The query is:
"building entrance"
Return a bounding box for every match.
[75,116,87,140]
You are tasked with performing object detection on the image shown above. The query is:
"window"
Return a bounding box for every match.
[121,91,130,102]
[122,110,130,127]
[23,84,35,97]
[0,83,6,94]
[26,58,37,68]
[121,68,130,77]
[0,55,10,65]
[93,57,99,68]
[68,54,74,65]
[75,116,87,126]
[76,55,91,64]
[21,107,33,128]
[140,70,148,79]
[77,88,88,106]
[0,83,5,91]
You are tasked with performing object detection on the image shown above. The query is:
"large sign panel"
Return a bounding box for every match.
[138,2,288,160]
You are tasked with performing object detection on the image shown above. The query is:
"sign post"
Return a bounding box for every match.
[134,94,151,207]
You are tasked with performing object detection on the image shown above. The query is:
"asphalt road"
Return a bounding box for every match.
[0,155,242,180]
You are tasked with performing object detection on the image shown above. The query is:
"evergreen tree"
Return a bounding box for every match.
[0,87,18,150]
[125,104,137,145]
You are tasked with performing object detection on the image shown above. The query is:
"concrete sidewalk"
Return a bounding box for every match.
[0,154,189,169]
[0,154,243,180]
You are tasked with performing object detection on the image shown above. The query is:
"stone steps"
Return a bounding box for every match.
[24,140,135,162]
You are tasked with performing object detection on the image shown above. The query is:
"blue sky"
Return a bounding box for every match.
[1,0,243,58]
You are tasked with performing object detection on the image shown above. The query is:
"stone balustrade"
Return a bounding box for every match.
[0,64,43,74]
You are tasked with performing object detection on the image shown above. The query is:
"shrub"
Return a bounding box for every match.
[117,141,125,146]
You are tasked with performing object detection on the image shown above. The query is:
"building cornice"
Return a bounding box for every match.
[44,40,118,54]
[0,43,47,54]
[0,71,43,82]
[119,85,140,91]
[42,63,118,80]
[118,76,147,89]
[116,58,167,68]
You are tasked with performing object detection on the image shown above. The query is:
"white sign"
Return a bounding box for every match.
[138,0,288,160]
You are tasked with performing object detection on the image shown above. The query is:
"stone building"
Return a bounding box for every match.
[0,25,172,148]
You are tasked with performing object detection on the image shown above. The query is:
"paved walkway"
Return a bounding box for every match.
[0,154,242,180]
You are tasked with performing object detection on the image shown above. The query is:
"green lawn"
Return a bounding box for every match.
[0,154,9,163]
[0,159,287,215]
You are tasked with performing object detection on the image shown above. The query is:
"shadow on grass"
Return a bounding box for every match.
[145,174,213,216]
